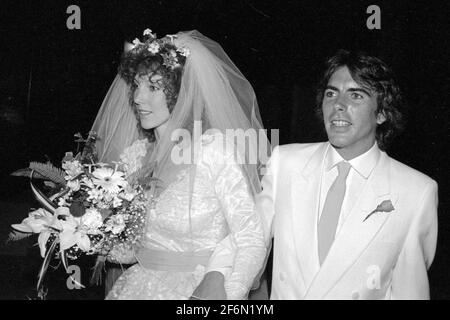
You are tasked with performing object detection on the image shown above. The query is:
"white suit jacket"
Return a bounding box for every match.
[258,142,438,299]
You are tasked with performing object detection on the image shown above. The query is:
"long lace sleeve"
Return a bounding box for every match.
[204,135,266,300]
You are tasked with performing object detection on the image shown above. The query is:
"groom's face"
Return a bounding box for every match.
[322,66,386,159]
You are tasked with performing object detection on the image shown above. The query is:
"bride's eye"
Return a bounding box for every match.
[149,83,161,91]
[324,90,336,98]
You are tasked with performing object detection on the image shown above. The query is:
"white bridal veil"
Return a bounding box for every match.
[90,74,138,163]
[91,30,270,196]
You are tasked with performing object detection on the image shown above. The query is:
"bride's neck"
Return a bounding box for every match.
[154,122,168,142]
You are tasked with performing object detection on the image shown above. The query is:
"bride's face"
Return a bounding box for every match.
[133,73,170,131]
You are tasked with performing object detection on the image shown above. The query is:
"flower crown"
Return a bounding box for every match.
[128,28,190,70]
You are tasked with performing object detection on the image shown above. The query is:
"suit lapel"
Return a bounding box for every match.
[305,151,398,299]
[290,143,328,289]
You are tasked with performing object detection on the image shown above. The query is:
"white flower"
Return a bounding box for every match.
[59,215,91,252]
[143,28,152,36]
[12,207,70,257]
[58,196,69,207]
[67,179,80,192]
[104,215,126,235]
[170,49,177,57]
[103,192,114,203]
[96,201,110,210]
[62,160,83,179]
[112,196,123,208]
[92,167,127,194]
[147,42,160,54]
[12,208,56,234]
[120,184,137,201]
[130,38,143,49]
[87,187,103,202]
[177,47,190,57]
[81,208,103,230]
[81,176,95,189]
[58,192,71,207]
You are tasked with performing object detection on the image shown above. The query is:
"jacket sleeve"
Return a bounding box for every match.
[256,145,280,247]
[388,180,438,299]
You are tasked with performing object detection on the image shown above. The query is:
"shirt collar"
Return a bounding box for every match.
[325,142,381,179]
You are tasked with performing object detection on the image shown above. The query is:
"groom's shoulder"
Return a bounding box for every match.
[386,153,437,189]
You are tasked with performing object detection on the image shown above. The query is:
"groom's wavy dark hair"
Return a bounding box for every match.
[315,49,405,151]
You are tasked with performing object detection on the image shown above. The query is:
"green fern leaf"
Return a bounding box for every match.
[11,168,45,179]
[6,230,33,243]
[29,162,66,186]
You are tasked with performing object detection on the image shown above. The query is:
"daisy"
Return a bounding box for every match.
[92,167,127,194]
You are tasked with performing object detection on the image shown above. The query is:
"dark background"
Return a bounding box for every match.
[0,0,448,299]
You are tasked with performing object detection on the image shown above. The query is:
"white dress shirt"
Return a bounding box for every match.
[319,143,381,236]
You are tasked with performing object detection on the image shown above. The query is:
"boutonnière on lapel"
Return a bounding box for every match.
[363,200,395,222]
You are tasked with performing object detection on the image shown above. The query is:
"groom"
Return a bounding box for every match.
[255,49,438,299]
[194,50,438,300]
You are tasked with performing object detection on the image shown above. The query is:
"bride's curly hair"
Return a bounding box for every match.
[118,47,184,141]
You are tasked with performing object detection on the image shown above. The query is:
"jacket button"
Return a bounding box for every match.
[351,291,360,300]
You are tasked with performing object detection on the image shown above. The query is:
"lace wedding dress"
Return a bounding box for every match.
[106,133,266,300]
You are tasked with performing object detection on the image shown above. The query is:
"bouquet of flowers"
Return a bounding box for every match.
[9,132,148,298]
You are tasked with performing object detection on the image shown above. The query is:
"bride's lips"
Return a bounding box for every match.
[138,109,153,118]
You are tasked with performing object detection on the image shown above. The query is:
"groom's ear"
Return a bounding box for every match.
[376,110,387,125]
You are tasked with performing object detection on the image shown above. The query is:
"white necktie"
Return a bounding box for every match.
[318,161,351,265]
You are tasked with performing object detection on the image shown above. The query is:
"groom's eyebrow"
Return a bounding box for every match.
[325,85,372,97]
[325,85,339,91]
[347,87,373,97]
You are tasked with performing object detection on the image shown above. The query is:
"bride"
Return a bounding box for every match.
[91,30,268,300]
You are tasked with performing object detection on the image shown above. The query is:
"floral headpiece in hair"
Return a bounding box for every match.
[128,28,190,70]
